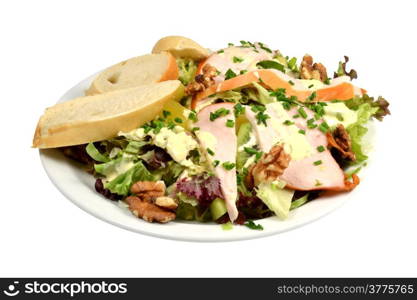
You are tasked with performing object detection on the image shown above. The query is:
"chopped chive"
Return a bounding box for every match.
[222,161,236,170]
[293,114,300,118]
[244,220,263,230]
[283,120,294,126]
[188,111,198,122]
[298,129,306,135]
[256,111,269,126]
[207,148,215,156]
[257,42,272,53]
[233,56,244,63]
[217,49,225,54]
[313,160,322,166]
[288,80,295,86]
[225,68,237,80]
[239,69,248,75]
[255,151,263,161]
[174,117,183,124]
[226,119,235,128]
[315,179,322,186]
[228,42,234,47]
[323,78,331,85]
[336,113,344,122]
[244,147,258,155]
[256,60,285,72]
[318,122,330,133]
[213,160,220,167]
[307,91,317,101]
[162,110,171,118]
[306,118,317,129]
[234,103,246,117]
[308,84,314,88]
[210,108,230,121]
[191,127,200,132]
[250,105,266,113]
[297,107,308,119]
[316,145,325,152]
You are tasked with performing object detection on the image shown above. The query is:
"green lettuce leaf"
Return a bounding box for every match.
[85,143,109,162]
[344,94,390,121]
[94,154,135,178]
[256,182,294,220]
[346,103,379,163]
[177,58,197,85]
[248,82,275,104]
[104,161,154,195]
[209,90,243,103]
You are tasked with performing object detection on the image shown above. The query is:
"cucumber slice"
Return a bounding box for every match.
[210,198,227,220]
[237,122,252,146]
[236,122,253,170]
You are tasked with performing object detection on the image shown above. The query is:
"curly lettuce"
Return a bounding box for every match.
[342,94,390,164]
[344,94,390,121]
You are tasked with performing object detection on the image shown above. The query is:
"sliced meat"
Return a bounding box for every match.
[195,103,239,221]
[245,103,346,191]
[198,45,274,84]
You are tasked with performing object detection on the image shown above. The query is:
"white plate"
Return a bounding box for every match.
[40,74,370,242]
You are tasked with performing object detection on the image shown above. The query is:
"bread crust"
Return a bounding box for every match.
[85,52,178,95]
[152,36,209,61]
[33,81,184,148]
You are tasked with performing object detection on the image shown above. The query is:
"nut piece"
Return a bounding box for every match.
[300,54,328,82]
[126,196,176,223]
[130,181,165,202]
[246,144,291,187]
[327,124,356,161]
[155,196,178,210]
[185,64,218,96]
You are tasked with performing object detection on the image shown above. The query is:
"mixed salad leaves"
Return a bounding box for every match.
[66,41,390,229]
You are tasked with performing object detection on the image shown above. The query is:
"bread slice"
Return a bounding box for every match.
[152,36,210,61]
[33,80,184,148]
[86,52,178,95]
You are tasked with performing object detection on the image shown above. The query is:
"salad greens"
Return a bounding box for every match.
[68,40,390,228]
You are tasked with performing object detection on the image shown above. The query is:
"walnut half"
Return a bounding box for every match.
[185,64,218,96]
[300,54,328,82]
[130,181,165,202]
[246,144,291,187]
[126,196,176,223]
[327,124,356,161]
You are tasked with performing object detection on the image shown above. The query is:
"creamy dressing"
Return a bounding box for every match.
[119,126,199,167]
[267,103,314,160]
[195,130,218,152]
[323,102,357,128]
[106,154,135,182]
[299,79,324,90]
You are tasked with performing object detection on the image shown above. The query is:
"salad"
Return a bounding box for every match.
[64,40,390,229]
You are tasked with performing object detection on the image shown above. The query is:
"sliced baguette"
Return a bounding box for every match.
[152,36,210,61]
[86,52,178,95]
[33,80,184,149]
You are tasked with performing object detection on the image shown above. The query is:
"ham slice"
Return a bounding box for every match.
[197,45,273,84]
[245,103,346,191]
[195,103,239,221]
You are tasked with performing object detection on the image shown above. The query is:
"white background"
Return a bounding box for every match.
[1,0,416,277]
